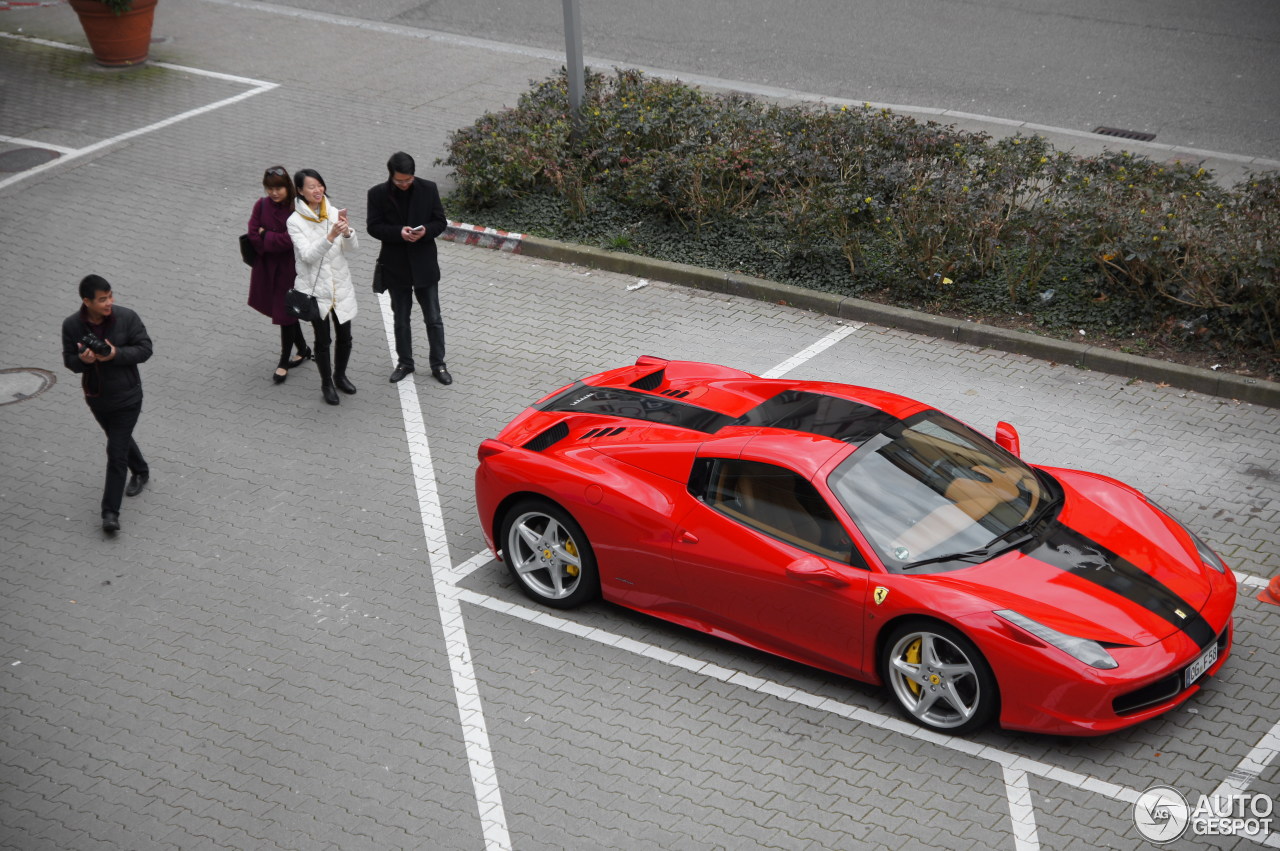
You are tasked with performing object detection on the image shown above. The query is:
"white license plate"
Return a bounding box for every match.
[1185,643,1219,689]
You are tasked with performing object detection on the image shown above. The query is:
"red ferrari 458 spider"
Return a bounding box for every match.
[475,357,1236,735]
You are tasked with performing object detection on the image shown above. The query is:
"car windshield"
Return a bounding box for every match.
[827,411,1053,572]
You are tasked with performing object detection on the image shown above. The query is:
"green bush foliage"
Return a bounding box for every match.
[440,69,1279,365]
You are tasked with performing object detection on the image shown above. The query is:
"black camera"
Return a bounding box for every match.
[79,332,111,357]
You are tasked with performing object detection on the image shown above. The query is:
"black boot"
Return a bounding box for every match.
[315,347,338,405]
[333,338,355,394]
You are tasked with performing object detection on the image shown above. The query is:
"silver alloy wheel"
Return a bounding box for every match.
[506,509,584,601]
[887,629,985,730]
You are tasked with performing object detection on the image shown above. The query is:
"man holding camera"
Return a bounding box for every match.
[366,151,451,385]
[61,274,153,534]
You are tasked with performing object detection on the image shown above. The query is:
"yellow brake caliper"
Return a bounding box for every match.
[564,539,580,577]
[905,638,922,696]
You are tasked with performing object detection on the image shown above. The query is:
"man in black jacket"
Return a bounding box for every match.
[366,151,452,384]
[61,275,153,533]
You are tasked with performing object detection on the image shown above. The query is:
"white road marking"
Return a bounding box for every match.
[762,323,861,378]
[1003,766,1041,851]
[1213,718,1280,800]
[377,294,511,851]
[0,33,277,192]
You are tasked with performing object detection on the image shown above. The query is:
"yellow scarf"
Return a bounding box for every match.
[297,196,329,224]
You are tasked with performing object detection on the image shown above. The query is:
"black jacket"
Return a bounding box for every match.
[366,177,448,289]
[62,304,152,410]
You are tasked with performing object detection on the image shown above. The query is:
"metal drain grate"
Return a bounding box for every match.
[1093,126,1157,142]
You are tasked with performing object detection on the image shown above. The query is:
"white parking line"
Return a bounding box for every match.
[1003,766,1041,851]
[0,33,278,192]
[1213,718,1280,800]
[377,293,511,851]
[762,323,861,378]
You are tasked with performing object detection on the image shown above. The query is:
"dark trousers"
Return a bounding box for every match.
[390,284,445,371]
[89,401,147,516]
[277,322,309,370]
[310,311,352,384]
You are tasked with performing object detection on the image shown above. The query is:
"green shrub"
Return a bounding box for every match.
[440,69,1280,364]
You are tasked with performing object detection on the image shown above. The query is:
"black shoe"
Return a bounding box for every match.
[322,383,340,405]
[432,366,453,386]
[334,374,357,395]
[287,348,312,369]
[390,364,414,383]
[273,368,288,384]
[125,472,149,497]
[102,511,120,533]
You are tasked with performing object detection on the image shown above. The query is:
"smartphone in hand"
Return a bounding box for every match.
[410,225,426,234]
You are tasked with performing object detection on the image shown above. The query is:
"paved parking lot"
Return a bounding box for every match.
[2,2,1277,849]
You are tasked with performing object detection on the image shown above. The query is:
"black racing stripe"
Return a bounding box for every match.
[730,390,899,446]
[1025,524,1216,648]
[537,383,733,434]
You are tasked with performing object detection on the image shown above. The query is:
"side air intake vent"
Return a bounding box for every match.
[524,422,569,452]
[630,369,665,391]
[582,426,627,439]
[660,388,690,398]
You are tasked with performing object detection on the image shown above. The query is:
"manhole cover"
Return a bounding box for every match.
[0,147,60,172]
[0,368,57,405]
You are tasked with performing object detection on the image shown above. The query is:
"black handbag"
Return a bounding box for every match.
[285,287,319,322]
[285,253,326,322]
[239,233,257,266]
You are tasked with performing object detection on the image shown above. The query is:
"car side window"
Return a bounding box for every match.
[698,458,859,566]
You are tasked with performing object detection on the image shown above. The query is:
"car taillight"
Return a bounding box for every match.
[477,439,511,461]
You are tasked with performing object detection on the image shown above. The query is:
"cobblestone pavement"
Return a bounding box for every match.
[1,3,1277,850]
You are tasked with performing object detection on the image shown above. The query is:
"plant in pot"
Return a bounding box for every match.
[70,0,159,67]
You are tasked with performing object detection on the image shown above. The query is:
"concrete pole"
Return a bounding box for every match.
[562,0,585,136]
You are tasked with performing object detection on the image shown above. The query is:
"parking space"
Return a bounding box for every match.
[1,2,1276,849]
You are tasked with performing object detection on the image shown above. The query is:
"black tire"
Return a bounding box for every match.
[499,498,600,609]
[881,620,999,735]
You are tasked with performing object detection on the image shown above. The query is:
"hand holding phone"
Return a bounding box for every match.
[410,225,426,234]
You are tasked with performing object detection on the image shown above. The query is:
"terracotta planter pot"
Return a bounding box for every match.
[69,0,158,67]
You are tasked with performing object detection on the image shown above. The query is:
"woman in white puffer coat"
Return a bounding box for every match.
[288,168,359,405]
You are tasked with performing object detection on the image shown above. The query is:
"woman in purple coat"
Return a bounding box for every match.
[248,165,311,383]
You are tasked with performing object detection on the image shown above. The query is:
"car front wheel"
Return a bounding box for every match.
[500,499,599,609]
[882,621,998,735]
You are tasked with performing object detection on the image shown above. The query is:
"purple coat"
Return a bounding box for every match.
[247,196,298,325]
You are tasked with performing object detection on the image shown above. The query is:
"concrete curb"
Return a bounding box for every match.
[441,223,1280,409]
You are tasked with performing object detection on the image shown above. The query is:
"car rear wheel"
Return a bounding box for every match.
[882,621,998,735]
[500,499,599,609]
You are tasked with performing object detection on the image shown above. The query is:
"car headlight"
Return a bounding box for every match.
[995,610,1118,669]
[1147,499,1226,573]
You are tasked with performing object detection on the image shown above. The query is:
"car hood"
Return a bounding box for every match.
[931,468,1217,647]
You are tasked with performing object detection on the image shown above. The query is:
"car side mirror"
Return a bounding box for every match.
[785,556,850,587]
[995,421,1021,457]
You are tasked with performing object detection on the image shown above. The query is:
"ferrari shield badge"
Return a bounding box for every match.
[873,586,889,606]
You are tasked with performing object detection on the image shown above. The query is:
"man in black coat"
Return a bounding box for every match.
[366,151,451,384]
[61,275,153,533]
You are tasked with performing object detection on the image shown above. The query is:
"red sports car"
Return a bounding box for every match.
[474,357,1236,736]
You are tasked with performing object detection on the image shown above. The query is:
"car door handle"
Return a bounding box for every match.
[677,529,699,544]
[786,556,849,587]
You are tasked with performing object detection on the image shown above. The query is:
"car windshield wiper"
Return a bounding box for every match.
[981,494,1060,551]
[902,497,1059,571]
[901,549,994,570]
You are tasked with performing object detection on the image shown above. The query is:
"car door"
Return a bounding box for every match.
[668,457,872,678]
